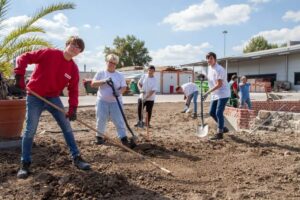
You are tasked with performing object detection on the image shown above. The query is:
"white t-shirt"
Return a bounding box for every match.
[93,70,127,102]
[138,74,157,101]
[181,82,198,97]
[207,63,230,100]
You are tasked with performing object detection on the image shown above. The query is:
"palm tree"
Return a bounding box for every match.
[0,0,75,78]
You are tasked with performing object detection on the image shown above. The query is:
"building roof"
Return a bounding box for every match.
[181,44,300,67]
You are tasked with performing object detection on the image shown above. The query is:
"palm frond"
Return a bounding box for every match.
[1,37,52,60]
[0,61,13,77]
[0,26,45,49]
[24,2,75,28]
[0,0,9,23]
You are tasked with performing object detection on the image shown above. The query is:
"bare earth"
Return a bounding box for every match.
[1,102,300,200]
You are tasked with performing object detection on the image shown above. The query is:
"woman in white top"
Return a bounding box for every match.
[203,52,230,140]
[91,54,131,147]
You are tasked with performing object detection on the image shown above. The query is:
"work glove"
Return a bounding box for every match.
[15,74,26,90]
[66,106,77,121]
[201,92,209,102]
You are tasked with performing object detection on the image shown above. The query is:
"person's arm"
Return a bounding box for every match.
[14,49,46,75]
[206,79,223,95]
[137,75,144,91]
[14,49,46,90]
[233,82,239,98]
[144,90,155,100]
[67,66,79,108]
[91,75,107,88]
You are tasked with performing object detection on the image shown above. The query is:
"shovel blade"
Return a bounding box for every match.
[196,124,209,137]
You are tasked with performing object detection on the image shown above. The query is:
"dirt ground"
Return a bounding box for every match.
[1,102,300,200]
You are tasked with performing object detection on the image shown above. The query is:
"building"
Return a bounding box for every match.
[118,66,194,94]
[181,44,300,91]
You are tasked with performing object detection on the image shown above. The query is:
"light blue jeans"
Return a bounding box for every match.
[21,95,80,163]
[95,99,126,139]
[186,91,199,114]
[209,97,229,131]
[240,98,252,109]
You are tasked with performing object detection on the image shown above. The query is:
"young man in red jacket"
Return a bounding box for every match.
[14,36,90,179]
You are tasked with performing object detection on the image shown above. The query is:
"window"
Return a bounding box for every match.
[295,72,300,85]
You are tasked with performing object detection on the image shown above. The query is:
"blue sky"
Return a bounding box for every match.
[2,0,300,71]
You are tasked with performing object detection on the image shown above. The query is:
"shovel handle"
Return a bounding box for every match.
[27,88,172,175]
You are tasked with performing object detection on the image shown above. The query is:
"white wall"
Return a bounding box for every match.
[154,72,161,93]
[162,72,177,93]
[258,56,286,81]
[179,73,193,86]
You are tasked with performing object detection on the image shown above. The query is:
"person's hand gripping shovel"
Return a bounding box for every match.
[106,78,138,147]
[196,77,209,137]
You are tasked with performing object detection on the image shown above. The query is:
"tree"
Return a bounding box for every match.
[0,0,75,78]
[243,36,278,53]
[104,35,152,68]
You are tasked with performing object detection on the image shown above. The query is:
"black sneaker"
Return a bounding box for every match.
[73,155,91,170]
[17,161,31,179]
[134,121,144,128]
[95,136,105,145]
[209,133,223,140]
[120,136,133,148]
[223,127,229,133]
[192,113,197,119]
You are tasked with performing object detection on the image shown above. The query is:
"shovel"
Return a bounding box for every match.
[196,78,209,137]
[106,78,138,145]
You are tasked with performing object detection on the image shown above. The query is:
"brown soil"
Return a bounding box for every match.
[1,102,300,200]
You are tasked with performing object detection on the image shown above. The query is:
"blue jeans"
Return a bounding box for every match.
[95,99,126,139]
[186,91,199,114]
[240,98,252,109]
[209,97,229,131]
[21,95,80,163]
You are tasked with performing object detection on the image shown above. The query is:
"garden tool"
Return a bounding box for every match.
[196,78,209,137]
[27,88,172,175]
[136,90,145,128]
[106,78,138,145]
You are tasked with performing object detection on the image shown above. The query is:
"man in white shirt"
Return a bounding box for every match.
[176,82,199,119]
[134,65,157,128]
[203,52,230,140]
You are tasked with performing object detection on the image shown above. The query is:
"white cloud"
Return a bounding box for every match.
[232,26,300,53]
[95,26,101,30]
[74,46,106,72]
[248,0,271,4]
[150,43,212,66]
[282,10,300,22]
[254,26,300,44]
[0,13,79,41]
[162,0,251,31]
[83,24,91,28]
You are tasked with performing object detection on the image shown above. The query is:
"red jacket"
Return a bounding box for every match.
[14,48,79,107]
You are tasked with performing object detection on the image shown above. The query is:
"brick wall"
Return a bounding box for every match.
[224,100,300,130]
[252,101,300,113]
[224,107,256,130]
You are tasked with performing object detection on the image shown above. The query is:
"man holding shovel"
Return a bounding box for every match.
[202,52,230,140]
[14,36,91,179]
[134,65,157,128]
